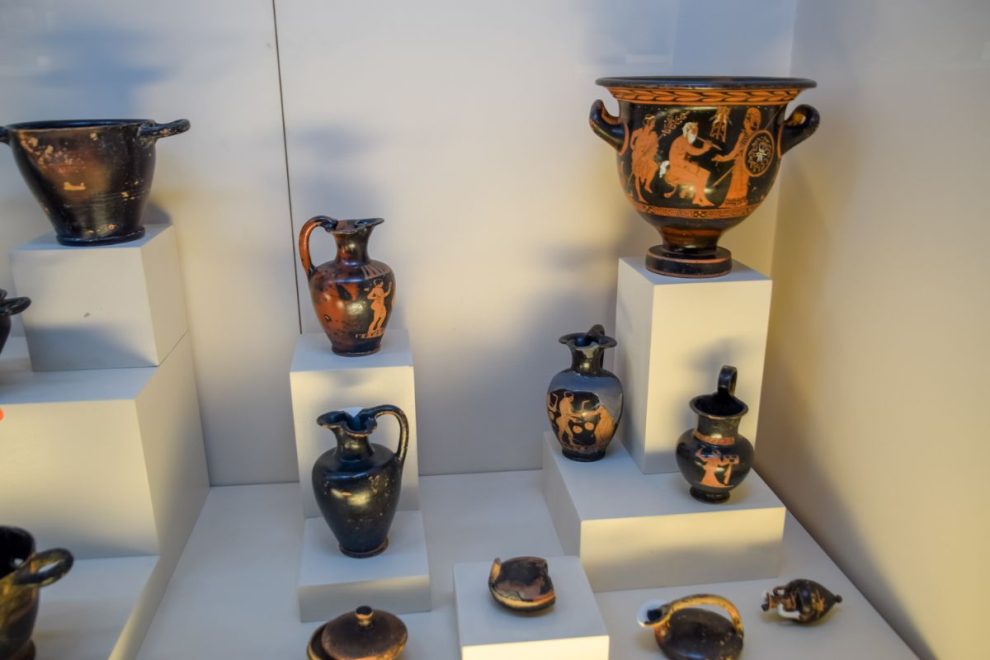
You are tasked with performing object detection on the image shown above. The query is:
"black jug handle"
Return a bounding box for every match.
[717,365,738,397]
[0,296,31,317]
[0,126,9,144]
[366,404,409,467]
[589,100,627,153]
[780,104,820,154]
[12,548,74,588]
[298,215,338,278]
[138,119,191,141]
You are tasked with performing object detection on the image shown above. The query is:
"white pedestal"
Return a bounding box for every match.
[0,335,209,559]
[542,433,784,592]
[10,224,187,371]
[297,512,431,622]
[453,555,608,660]
[615,257,772,473]
[291,330,419,516]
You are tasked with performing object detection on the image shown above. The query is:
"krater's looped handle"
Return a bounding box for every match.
[780,104,819,154]
[138,119,191,140]
[589,100,626,152]
[12,548,74,588]
[717,365,738,397]
[0,126,9,144]
[647,594,744,640]
[367,404,409,466]
[299,215,338,277]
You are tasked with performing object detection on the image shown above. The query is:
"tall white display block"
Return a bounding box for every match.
[542,433,784,592]
[454,556,608,660]
[10,225,187,371]
[615,257,772,473]
[290,330,419,515]
[0,335,209,560]
[297,513,431,622]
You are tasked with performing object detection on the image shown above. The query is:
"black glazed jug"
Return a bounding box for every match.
[312,405,409,558]
[675,365,754,503]
[0,290,30,356]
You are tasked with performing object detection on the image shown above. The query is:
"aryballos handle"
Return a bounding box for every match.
[648,594,744,639]
[138,119,191,141]
[589,100,626,152]
[12,548,74,588]
[717,365,738,397]
[299,215,338,278]
[780,104,820,154]
[368,404,409,466]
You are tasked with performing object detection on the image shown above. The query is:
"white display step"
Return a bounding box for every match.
[454,556,608,660]
[10,224,187,371]
[542,432,784,592]
[138,475,913,659]
[290,330,420,515]
[298,513,431,622]
[615,257,772,473]
[0,335,209,559]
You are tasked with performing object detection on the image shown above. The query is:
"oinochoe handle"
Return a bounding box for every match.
[717,365,739,397]
[0,295,31,317]
[298,215,338,278]
[643,594,744,640]
[780,104,820,154]
[12,548,74,588]
[368,404,409,467]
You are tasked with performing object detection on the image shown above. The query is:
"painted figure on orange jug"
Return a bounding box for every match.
[546,325,623,462]
[591,77,819,277]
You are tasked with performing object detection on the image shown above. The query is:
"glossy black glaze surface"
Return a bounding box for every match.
[488,557,556,612]
[0,527,73,660]
[0,290,31,356]
[762,579,842,624]
[546,325,623,461]
[639,594,744,660]
[675,366,753,503]
[300,216,395,356]
[590,77,818,277]
[0,119,189,245]
[307,606,408,660]
[312,405,409,558]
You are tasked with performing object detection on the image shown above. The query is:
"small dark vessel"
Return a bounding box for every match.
[312,405,409,558]
[0,526,74,660]
[0,290,31,356]
[488,556,556,612]
[762,579,842,624]
[0,118,190,245]
[546,325,623,461]
[638,594,744,660]
[299,215,395,356]
[590,77,819,277]
[675,366,754,503]
[307,606,408,660]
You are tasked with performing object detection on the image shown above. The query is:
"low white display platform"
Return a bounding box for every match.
[297,512,431,622]
[291,330,419,515]
[10,224,187,371]
[542,433,784,592]
[138,477,913,659]
[614,257,772,473]
[454,556,608,660]
[0,335,209,559]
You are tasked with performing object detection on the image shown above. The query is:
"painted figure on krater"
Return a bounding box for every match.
[547,391,617,449]
[622,105,778,212]
[694,446,740,489]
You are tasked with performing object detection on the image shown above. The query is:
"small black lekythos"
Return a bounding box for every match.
[0,290,31,357]
[311,405,409,558]
[675,365,754,503]
[0,118,190,246]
